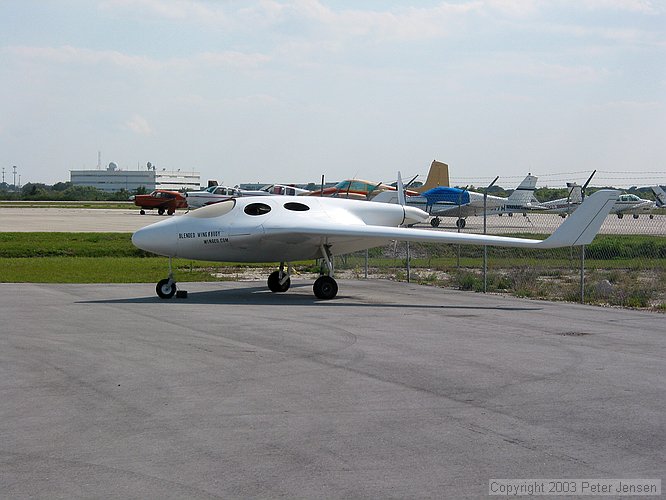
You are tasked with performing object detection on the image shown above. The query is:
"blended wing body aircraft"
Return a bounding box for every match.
[372,174,539,228]
[132,187,618,300]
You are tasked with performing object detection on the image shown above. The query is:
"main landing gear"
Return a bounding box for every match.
[266,245,339,300]
[430,217,466,229]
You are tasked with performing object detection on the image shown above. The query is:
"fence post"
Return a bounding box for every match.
[365,248,368,279]
[406,241,411,283]
[483,177,499,293]
[580,244,585,304]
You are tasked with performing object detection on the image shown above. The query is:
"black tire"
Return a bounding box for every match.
[267,270,290,292]
[313,276,338,300]
[430,218,440,228]
[617,213,623,219]
[633,214,639,219]
[140,209,145,215]
[167,208,175,215]
[158,207,166,215]
[456,218,466,229]
[156,278,176,299]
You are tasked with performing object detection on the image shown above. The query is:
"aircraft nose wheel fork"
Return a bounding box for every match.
[268,263,291,293]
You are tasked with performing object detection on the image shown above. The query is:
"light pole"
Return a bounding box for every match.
[13,166,17,191]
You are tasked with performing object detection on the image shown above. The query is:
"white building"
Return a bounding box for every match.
[70,163,201,192]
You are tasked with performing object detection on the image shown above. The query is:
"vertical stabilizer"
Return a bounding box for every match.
[507,174,538,205]
[651,186,666,207]
[567,183,583,204]
[414,160,450,192]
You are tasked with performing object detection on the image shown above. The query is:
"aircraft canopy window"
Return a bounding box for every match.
[284,202,310,212]
[244,203,272,216]
[185,199,236,218]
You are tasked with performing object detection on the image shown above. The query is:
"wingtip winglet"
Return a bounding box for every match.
[539,189,619,248]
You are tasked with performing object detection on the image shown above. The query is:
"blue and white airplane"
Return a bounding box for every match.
[372,174,540,228]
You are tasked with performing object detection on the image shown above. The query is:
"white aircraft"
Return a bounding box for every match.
[611,193,658,219]
[132,180,618,300]
[184,185,270,209]
[372,174,540,228]
[260,184,310,196]
[542,186,658,219]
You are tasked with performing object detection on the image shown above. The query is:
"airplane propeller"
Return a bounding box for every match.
[580,169,596,201]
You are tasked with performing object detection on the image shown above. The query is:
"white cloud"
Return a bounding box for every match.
[125,114,153,135]
[574,0,663,14]
[4,45,270,71]
[99,0,227,23]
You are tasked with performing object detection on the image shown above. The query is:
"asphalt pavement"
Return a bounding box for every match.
[1,280,664,498]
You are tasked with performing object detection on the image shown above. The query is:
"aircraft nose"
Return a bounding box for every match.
[132,218,179,257]
[403,206,429,225]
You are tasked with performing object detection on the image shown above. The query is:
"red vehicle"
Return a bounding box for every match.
[131,189,187,215]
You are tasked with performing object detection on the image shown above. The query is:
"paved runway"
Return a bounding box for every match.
[1,281,664,498]
[1,206,664,235]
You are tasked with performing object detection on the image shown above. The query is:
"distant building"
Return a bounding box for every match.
[70,162,201,192]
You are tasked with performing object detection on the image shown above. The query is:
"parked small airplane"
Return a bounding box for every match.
[132,178,618,300]
[306,160,449,199]
[130,189,188,215]
[372,174,539,228]
[538,173,659,219]
[184,185,269,209]
[260,184,310,196]
[610,193,658,219]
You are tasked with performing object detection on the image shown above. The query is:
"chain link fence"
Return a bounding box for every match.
[332,211,666,310]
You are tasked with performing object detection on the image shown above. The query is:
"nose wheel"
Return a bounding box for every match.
[156,257,177,299]
[156,278,177,299]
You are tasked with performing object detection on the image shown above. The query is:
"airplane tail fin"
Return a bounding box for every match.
[507,174,538,205]
[414,160,449,193]
[539,189,618,248]
[397,171,406,207]
[567,182,584,204]
[651,186,666,207]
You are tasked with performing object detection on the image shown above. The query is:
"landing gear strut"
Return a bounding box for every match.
[313,244,338,300]
[156,257,177,299]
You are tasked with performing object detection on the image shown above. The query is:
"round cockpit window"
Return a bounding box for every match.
[283,202,310,212]
[244,203,272,216]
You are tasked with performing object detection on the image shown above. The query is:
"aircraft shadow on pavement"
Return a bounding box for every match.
[79,282,542,311]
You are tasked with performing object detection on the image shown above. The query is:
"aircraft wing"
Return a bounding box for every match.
[264,189,618,250]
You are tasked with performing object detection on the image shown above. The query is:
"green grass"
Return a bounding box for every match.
[0,257,271,283]
[0,232,145,258]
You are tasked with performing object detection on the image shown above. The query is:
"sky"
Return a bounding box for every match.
[1,0,664,189]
